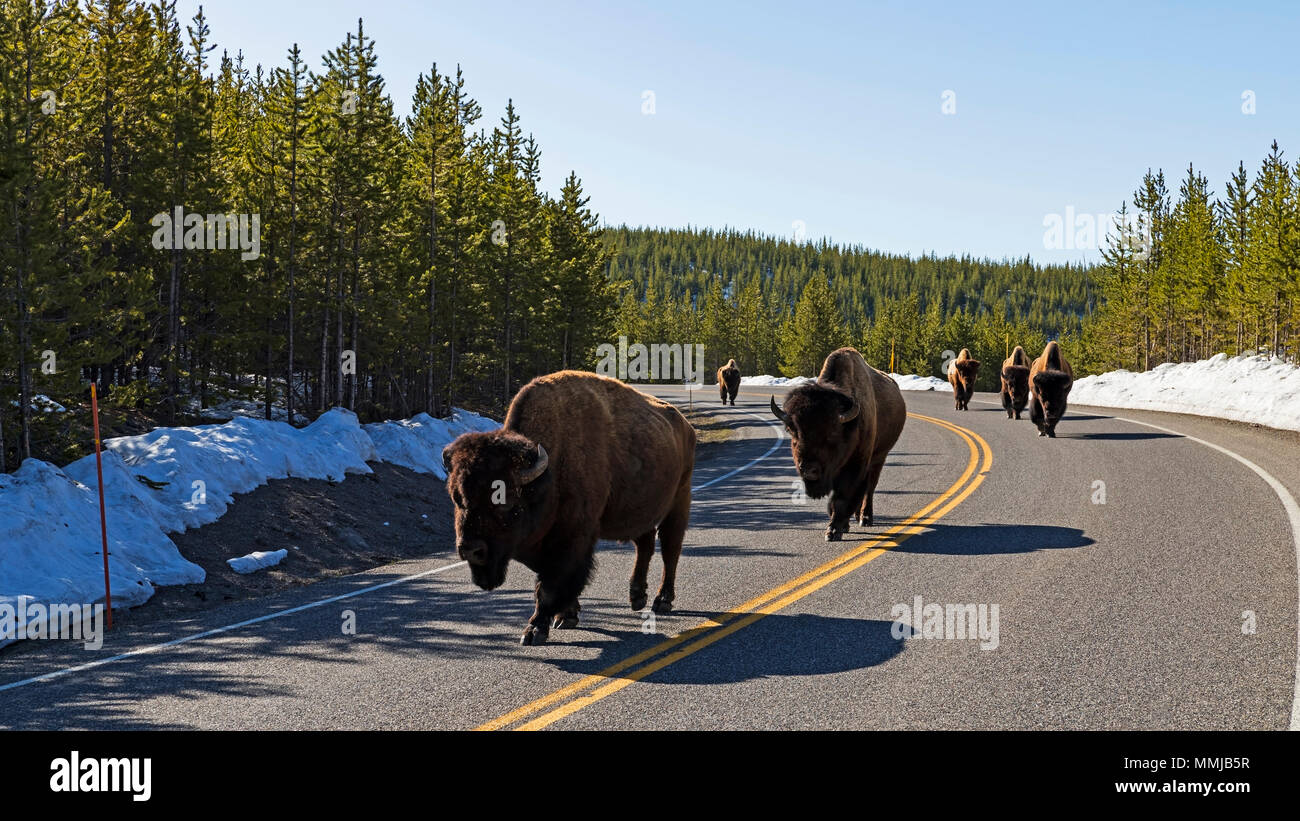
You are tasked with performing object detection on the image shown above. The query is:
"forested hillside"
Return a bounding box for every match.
[0,0,611,470]
[603,226,1092,386]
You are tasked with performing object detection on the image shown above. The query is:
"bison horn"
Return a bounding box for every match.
[441,447,453,474]
[519,443,548,485]
[838,402,860,424]
[770,395,788,423]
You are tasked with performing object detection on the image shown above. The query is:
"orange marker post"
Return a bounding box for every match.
[90,384,113,629]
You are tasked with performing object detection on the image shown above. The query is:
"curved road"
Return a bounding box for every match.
[1,386,1297,729]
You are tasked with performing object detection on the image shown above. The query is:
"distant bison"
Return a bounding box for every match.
[442,371,695,645]
[948,348,980,411]
[1029,341,1073,437]
[770,347,906,541]
[718,359,740,405]
[1000,346,1031,420]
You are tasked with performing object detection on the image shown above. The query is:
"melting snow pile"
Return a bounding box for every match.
[1072,353,1300,432]
[228,549,289,574]
[0,406,498,646]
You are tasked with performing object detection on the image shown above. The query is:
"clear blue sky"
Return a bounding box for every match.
[176,0,1298,264]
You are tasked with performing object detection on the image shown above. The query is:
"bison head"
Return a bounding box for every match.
[1002,364,1029,405]
[770,386,859,499]
[1032,370,1071,427]
[441,431,554,591]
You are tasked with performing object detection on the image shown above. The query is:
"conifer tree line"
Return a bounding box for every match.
[0,0,612,470]
[1079,141,1300,373]
[604,225,1082,390]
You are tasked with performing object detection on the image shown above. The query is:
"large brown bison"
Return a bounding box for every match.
[948,348,979,411]
[1029,341,1074,437]
[717,359,740,405]
[770,347,906,541]
[441,371,695,645]
[1000,346,1031,420]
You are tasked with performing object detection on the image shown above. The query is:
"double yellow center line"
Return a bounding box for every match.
[476,412,993,731]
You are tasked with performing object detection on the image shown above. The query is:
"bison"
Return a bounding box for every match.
[717,359,740,405]
[441,370,696,646]
[1029,341,1073,437]
[948,348,980,411]
[770,347,906,541]
[1000,346,1031,420]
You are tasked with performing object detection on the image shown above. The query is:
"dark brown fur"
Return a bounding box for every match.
[948,348,980,411]
[717,359,740,405]
[442,371,695,645]
[1029,341,1073,438]
[1000,345,1031,420]
[770,347,907,541]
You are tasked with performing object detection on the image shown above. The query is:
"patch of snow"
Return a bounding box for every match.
[9,394,68,414]
[364,409,500,480]
[889,373,953,392]
[227,549,288,574]
[0,405,497,647]
[739,375,816,387]
[1072,353,1300,432]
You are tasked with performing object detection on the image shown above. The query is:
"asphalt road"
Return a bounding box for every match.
[2,385,1297,730]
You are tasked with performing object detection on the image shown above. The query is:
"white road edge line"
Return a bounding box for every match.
[0,560,467,694]
[973,395,1300,730]
[1107,414,1300,732]
[2,394,785,696]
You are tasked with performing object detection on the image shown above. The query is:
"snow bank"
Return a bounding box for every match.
[228,549,288,574]
[0,406,497,646]
[889,373,953,392]
[364,410,501,480]
[739,375,816,387]
[743,373,953,392]
[1072,353,1300,432]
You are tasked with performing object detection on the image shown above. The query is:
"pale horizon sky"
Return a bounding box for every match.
[176,0,1299,265]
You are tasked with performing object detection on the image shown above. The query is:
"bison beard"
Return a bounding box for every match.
[442,371,695,646]
[1000,345,1031,420]
[1029,341,1074,438]
[718,359,740,405]
[948,349,979,411]
[770,347,906,541]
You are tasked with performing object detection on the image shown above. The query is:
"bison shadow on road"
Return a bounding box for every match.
[543,613,906,685]
[887,523,1094,556]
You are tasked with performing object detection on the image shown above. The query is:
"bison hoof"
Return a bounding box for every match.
[1037,430,1046,437]
[652,596,673,614]
[629,586,648,611]
[825,527,843,542]
[521,625,549,646]
[552,614,579,629]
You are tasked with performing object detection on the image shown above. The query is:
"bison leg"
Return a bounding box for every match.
[522,541,595,646]
[1029,394,1046,435]
[860,459,885,527]
[720,385,726,403]
[652,482,691,613]
[629,530,656,611]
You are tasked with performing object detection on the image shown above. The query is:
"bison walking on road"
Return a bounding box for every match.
[718,359,740,405]
[1000,346,1031,420]
[1029,341,1073,437]
[770,347,906,541]
[442,371,696,645]
[948,348,980,411]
